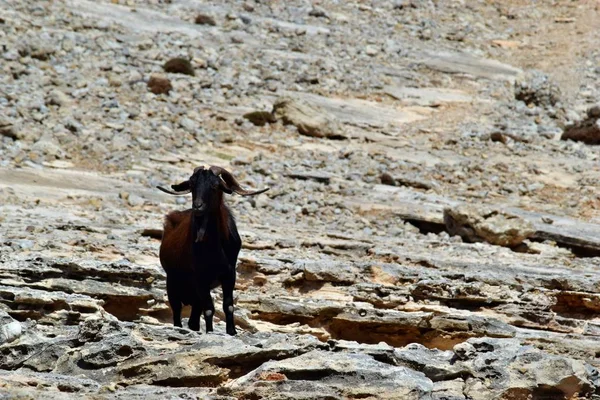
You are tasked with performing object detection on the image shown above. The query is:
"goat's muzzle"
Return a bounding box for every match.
[192,203,206,215]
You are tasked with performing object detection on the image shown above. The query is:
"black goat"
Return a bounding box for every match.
[157,165,268,335]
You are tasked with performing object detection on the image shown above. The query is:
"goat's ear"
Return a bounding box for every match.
[157,180,191,195]
[171,181,191,192]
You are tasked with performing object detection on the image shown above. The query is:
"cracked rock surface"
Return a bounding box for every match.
[2,0,600,398]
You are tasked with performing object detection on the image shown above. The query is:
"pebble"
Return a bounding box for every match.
[128,194,145,207]
[365,45,379,56]
[147,75,172,95]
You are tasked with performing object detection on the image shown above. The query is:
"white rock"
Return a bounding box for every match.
[0,321,22,344]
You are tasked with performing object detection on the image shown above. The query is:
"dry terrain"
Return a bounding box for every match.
[2,0,600,399]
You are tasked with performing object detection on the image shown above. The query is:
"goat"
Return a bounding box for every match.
[157,165,268,335]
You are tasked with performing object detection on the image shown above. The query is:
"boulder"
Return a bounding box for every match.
[444,205,535,247]
[272,97,346,139]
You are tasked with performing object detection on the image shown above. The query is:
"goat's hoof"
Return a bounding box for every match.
[226,327,237,336]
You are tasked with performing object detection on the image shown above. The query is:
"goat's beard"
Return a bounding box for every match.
[193,215,209,243]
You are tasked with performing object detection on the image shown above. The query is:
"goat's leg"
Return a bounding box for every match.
[222,278,237,336]
[201,290,215,333]
[188,302,202,331]
[166,275,182,328]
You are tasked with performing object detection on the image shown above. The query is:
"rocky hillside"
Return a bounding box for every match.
[2,0,600,398]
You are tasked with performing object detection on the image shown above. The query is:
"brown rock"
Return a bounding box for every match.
[163,58,195,76]
[147,75,173,95]
[380,172,396,186]
[195,13,217,26]
[562,106,600,145]
[0,121,19,140]
[243,110,277,126]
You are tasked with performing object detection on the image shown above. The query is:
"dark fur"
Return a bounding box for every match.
[159,176,242,335]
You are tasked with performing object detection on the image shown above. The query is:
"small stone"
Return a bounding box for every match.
[0,121,19,140]
[365,45,379,56]
[179,117,196,132]
[393,0,407,9]
[309,6,330,19]
[253,274,268,285]
[195,13,217,26]
[0,312,22,345]
[490,132,508,144]
[0,321,21,344]
[163,58,195,76]
[231,34,245,44]
[147,75,173,95]
[515,70,561,107]
[46,89,71,107]
[380,172,396,186]
[243,110,277,126]
[31,138,63,157]
[128,194,145,207]
[588,104,600,118]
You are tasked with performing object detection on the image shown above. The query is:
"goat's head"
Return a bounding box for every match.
[158,166,269,241]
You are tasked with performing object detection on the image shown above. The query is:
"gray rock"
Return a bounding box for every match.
[127,194,145,207]
[0,311,22,345]
[272,97,346,139]
[394,343,468,381]
[444,205,535,247]
[46,89,71,107]
[458,338,597,399]
[366,45,380,56]
[227,350,433,399]
[299,260,357,283]
[309,6,330,19]
[19,38,56,61]
[31,139,64,158]
[515,70,561,107]
[179,117,197,132]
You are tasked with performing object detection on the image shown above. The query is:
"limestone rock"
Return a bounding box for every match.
[458,338,596,399]
[0,311,21,345]
[444,205,535,247]
[226,350,434,399]
[515,70,561,107]
[46,89,71,107]
[272,97,346,139]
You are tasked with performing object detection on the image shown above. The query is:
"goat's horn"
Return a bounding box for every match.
[209,166,269,196]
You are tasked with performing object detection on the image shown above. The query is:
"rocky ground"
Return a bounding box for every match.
[2,0,600,398]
